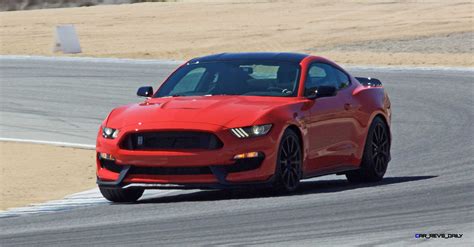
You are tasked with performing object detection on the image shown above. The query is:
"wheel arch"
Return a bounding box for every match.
[354,111,389,161]
[286,124,304,149]
[374,113,392,161]
[358,112,392,164]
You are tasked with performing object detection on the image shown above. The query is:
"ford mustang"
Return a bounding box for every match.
[96,52,391,202]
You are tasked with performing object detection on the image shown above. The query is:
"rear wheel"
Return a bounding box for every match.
[99,186,144,203]
[272,129,302,193]
[346,117,390,183]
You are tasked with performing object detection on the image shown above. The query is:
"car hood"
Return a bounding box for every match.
[106,95,296,128]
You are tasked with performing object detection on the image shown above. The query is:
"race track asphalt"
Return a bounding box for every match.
[0,56,473,246]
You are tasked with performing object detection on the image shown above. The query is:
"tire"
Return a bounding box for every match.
[272,128,302,193]
[99,186,144,203]
[346,117,390,183]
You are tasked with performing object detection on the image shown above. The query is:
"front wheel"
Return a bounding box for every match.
[272,129,302,193]
[99,186,144,203]
[346,117,390,183]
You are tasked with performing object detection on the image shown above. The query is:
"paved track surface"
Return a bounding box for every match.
[0,57,473,246]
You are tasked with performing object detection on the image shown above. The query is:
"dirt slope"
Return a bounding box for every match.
[0,0,472,66]
[0,142,95,210]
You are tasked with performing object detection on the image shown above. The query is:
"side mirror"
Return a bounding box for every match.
[137,86,153,97]
[307,85,337,99]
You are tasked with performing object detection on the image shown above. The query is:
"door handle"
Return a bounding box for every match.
[344,103,352,110]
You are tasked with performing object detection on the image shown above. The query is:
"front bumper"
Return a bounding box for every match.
[96,122,281,189]
[96,157,275,189]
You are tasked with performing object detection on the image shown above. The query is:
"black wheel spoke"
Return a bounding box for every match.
[281,145,288,157]
[290,167,298,175]
[290,148,299,158]
[374,126,380,142]
[286,171,292,186]
[372,152,378,159]
[278,132,302,191]
[286,139,291,154]
[378,157,385,174]
[370,122,389,176]
[289,139,294,153]
[378,126,383,142]
[379,140,388,149]
[375,157,381,173]
[290,160,300,166]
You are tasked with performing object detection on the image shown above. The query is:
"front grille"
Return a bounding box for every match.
[120,131,223,150]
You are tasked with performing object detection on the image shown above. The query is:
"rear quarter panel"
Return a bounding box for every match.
[351,84,391,163]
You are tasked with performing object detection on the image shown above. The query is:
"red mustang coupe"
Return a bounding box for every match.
[96,53,391,202]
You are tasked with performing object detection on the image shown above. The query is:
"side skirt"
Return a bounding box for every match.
[302,165,359,180]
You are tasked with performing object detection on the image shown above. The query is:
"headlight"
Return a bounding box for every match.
[230,124,272,138]
[102,127,119,139]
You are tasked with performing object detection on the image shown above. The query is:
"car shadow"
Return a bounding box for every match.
[137,175,437,205]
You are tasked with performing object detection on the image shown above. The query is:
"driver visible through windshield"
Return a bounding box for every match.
[155,60,300,97]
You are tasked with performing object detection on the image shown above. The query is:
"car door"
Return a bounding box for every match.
[332,67,360,166]
[303,63,356,174]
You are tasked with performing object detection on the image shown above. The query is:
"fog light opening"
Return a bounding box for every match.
[233,151,263,160]
[99,152,115,161]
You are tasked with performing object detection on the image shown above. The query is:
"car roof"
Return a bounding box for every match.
[188,52,310,63]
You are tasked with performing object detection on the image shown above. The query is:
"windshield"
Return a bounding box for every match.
[155,60,300,97]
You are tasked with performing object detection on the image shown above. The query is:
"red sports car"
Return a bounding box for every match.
[96,53,391,202]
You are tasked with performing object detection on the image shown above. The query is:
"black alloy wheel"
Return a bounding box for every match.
[346,117,390,183]
[275,129,302,192]
[371,121,390,176]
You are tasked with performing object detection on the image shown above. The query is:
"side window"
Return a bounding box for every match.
[308,65,327,78]
[304,63,338,96]
[335,69,350,89]
[169,67,206,95]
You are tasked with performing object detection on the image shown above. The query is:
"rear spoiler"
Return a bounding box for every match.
[355,77,382,87]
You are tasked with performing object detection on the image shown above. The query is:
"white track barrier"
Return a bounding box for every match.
[53,24,82,54]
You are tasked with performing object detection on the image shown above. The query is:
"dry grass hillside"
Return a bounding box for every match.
[0,0,473,66]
